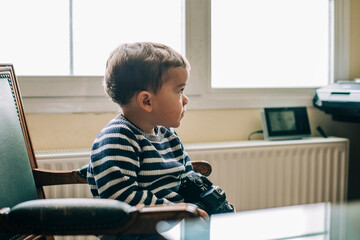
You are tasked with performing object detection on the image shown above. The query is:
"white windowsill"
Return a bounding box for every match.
[18,75,317,113]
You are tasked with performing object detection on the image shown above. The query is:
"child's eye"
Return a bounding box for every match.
[178,88,185,94]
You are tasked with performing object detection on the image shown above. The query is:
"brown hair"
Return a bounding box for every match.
[104,42,190,106]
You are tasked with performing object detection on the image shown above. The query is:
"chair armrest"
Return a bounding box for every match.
[33,168,87,186]
[33,160,212,186]
[0,198,199,236]
[125,203,199,235]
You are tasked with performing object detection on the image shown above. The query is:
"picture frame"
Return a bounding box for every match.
[261,107,311,140]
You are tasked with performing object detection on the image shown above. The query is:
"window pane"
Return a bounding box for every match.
[211,0,330,88]
[0,0,69,75]
[73,0,182,75]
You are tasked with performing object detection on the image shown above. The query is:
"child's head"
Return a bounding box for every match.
[104,42,190,106]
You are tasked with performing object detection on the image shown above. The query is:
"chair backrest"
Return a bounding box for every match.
[0,65,43,209]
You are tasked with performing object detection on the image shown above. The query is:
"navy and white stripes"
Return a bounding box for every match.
[87,114,193,206]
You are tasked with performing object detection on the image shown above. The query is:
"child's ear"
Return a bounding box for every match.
[137,91,153,112]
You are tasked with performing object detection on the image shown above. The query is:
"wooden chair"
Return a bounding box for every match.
[0,64,212,240]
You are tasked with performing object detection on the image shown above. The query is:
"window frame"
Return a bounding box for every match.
[18,0,350,113]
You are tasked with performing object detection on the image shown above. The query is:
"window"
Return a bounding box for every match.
[0,1,69,75]
[211,0,330,88]
[72,0,182,75]
[0,0,182,75]
[0,0,350,113]
[184,0,349,110]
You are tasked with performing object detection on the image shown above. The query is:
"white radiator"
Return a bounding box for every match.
[36,137,348,238]
[36,149,93,199]
[185,137,349,211]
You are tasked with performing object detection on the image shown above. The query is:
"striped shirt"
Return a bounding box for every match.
[87,114,194,206]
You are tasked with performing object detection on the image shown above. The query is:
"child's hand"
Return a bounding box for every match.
[197,208,209,222]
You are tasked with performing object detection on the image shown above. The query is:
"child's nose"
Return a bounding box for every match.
[183,94,189,105]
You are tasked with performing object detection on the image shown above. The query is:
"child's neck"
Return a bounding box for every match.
[121,109,156,135]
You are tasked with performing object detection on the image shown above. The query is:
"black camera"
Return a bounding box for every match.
[178,172,235,215]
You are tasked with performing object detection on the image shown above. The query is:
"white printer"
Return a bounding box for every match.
[313,81,360,122]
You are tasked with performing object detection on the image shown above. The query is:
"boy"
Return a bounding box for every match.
[87,42,208,229]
